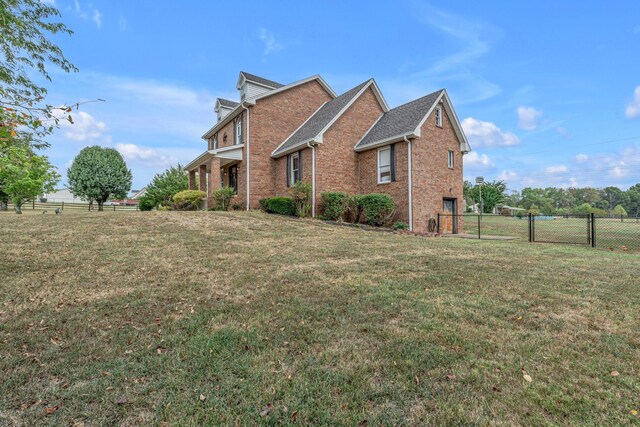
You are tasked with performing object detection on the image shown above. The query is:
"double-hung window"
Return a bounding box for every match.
[235,116,242,145]
[448,150,454,169]
[378,147,392,184]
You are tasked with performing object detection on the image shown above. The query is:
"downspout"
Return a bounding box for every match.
[404,135,413,231]
[241,103,251,210]
[306,141,316,217]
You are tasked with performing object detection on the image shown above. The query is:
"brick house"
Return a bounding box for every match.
[185,71,471,233]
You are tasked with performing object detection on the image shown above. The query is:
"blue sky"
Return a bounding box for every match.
[42,0,640,191]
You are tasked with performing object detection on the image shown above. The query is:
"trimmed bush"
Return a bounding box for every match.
[357,193,396,226]
[172,190,206,211]
[259,197,296,216]
[392,221,409,230]
[211,186,236,211]
[320,191,349,221]
[290,181,312,217]
[344,194,364,224]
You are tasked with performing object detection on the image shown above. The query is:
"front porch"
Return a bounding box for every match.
[185,145,243,209]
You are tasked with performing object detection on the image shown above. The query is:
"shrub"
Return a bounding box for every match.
[320,191,349,221]
[157,205,171,211]
[211,186,235,211]
[138,194,156,211]
[612,204,628,217]
[259,197,296,216]
[290,181,312,218]
[231,203,243,211]
[343,194,365,223]
[357,193,395,226]
[172,190,206,211]
[392,221,409,230]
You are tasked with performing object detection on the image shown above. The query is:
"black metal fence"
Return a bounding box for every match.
[437,213,640,253]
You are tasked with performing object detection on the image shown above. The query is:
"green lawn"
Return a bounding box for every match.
[1,211,639,425]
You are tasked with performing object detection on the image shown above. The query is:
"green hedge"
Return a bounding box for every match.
[356,193,395,226]
[320,191,349,221]
[172,190,206,210]
[259,197,296,216]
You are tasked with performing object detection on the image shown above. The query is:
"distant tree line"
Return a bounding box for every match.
[464,181,640,217]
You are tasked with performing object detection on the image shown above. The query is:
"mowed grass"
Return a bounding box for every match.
[0,211,639,426]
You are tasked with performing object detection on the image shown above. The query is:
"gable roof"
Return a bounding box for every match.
[203,75,336,140]
[272,79,388,158]
[355,89,470,152]
[237,71,284,89]
[216,98,239,109]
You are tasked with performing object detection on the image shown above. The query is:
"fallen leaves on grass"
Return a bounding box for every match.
[116,397,127,405]
[44,406,59,415]
[199,394,206,402]
[610,370,620,377]
[523,374,532,382]
[290,410,298,421]
[259,403,272,417]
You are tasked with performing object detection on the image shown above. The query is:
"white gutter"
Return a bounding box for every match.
[241,102,251,210]
[404,135,413,231]
[307,141,316,217]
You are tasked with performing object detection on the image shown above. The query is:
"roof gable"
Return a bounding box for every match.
[215,98,239,112]
[236,71,284,90]
[271,79,387,157]
[354,89,470,152]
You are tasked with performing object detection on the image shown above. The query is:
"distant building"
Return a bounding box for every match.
[40,188,88,204]
[130,187,147,199]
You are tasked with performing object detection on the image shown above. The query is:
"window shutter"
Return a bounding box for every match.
[286,154,291,187]
[390,144,396,182]
[298,150,303,182]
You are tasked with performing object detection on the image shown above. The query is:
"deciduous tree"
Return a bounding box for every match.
[67,146,132,211]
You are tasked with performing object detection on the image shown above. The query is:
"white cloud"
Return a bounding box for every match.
[497,170,518,182]
[517,106,543,131]
[59,111,110,142]
[625,86,640,119]
[464,151,494,168]
[93,9,102,28]
[556,126,573,139]
[575,154,589,163]
[461,117,520,148]
[116,143,177,168]
[258,28,283,55]
[610,165,627,177]
[545,164,568,174]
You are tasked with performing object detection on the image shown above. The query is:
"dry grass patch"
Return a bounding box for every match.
[0,210,639,426]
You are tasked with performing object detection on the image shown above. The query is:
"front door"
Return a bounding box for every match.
[229,165,238,194]
[442,198,457,234]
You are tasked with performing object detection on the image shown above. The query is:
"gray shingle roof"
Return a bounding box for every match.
[240,71,284,89]
[217,98,239,109]
[272,80,371,157]
[356,89,444,150]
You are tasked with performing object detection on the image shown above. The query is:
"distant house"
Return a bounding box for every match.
[185,71,471,233]
[494,205,526,216]
[40,188,88,204]
[130,188,147,199]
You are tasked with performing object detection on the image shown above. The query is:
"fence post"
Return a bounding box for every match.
[32,200,35,210]
[437,213,441,234]
[114,204,116,212]
[61,201,64,211]
[477,214,481,239]
[591,213,596,248]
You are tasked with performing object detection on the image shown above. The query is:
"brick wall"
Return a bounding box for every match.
[411,104,464,232]
[315,87,384,199]
[274,147,312,197]
[250,80,333,206]
[357,142,410,223]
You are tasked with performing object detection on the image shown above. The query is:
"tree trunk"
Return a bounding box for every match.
[0,200,7,211]
[14,204,22,214]
[98,201,104,211]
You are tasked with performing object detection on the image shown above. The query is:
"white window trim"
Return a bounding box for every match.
[377,146,391,184]
[290,152,300,183]
[448,150,454,169]
[212,134,218,150]
[235,118,242,145]
[435,106,443,128]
